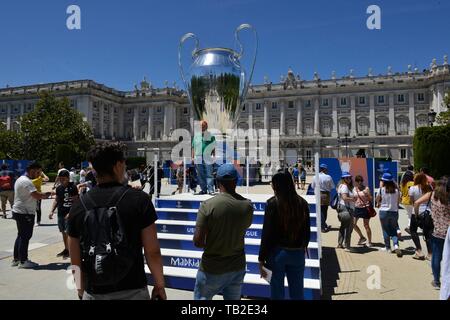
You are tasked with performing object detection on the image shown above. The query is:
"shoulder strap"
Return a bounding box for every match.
[80,186,129,211]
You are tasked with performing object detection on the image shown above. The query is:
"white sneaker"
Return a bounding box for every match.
[380,247,391,253]
[18,260,39,269]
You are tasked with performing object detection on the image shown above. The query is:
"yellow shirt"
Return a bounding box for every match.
[400,181,414,205]
[32,176,43,193]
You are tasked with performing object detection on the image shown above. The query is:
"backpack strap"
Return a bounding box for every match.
[80,186,129,211]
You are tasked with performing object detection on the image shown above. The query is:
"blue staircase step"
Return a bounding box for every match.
[155,221,318,242]
[145,265,321,300]
[156,208,317,227]
[157,233,319,259]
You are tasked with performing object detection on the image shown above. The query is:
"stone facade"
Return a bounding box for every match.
[1,57,449,166]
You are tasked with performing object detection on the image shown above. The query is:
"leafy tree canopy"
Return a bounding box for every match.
[19,92,94,170]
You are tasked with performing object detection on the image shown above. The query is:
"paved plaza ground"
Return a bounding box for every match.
[0,176,440,300]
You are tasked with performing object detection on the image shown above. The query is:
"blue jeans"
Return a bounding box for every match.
[194,269,246,300]
[268,248,305,300]
[196,163,214,193]
[431,236,445,284]
[379,210,399,249]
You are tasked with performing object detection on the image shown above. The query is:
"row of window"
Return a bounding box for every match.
[245,93,426,112]
[237,115,428,137]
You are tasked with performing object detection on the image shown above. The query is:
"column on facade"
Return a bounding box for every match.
[109,105,115,139]
[388,93,395,135]
[350,96,357,137]
[280,101,285,135]
[6,104,11,130]
[99,102,105,139]
[170,104,176,133]
[437,84,445,114]
[369,95,375,136]
[313,98,320,135]
[332,97,338,137]
[264,101,269,132]
[163,104,170,139]
[147,106,153,141]
[296,99,302,136]
[118,108,124,139]
[133,106,139,141]
[248,102,253,131]
[408,92,416,135]
[20,103,25,116]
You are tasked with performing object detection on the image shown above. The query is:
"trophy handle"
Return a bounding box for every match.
[178,33,200,88]
[234,24,258,92]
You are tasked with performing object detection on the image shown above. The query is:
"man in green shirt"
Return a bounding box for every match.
[193,163,254,300]
[192,120,216,195]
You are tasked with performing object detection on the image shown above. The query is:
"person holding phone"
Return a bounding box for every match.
[11,162,51,269]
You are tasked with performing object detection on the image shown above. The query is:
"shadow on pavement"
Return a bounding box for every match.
[320,246,340,300]
[35,224,57,227]
[33,262,70,271]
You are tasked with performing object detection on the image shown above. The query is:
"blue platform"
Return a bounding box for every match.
[147,193,321,300]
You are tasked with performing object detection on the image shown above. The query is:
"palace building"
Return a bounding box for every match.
[1,56,449,167]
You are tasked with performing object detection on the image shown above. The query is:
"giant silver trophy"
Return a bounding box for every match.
[178,24,258,134]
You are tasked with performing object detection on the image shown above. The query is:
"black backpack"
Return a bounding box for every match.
[79,186,135,287]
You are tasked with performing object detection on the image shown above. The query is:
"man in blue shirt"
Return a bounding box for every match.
[311,164,335,232]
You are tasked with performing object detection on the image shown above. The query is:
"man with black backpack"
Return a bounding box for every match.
[67,142,166,300]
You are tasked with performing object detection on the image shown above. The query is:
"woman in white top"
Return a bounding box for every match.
[336,172,355,251]
[375,173,402,257]
[408,173,433,260]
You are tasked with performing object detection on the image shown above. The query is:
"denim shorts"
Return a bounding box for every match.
[194,269,246,300]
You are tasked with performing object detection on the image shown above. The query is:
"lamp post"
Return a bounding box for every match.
[337,133,354,158]
[370,141,375,158]
[428,109,437,127]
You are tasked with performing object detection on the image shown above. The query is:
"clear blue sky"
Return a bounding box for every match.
[1,0,449,91]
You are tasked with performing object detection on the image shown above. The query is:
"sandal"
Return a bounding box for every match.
[412,254,425,260]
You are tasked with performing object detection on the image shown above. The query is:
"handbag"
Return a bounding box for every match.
[356,188,377,218]
[417,193,433,231]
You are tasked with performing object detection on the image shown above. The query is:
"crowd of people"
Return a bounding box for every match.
[1,143,449,300]
[310,163,450,296]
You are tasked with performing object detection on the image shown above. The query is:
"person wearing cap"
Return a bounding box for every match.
[375,173,402,257]
[193,163,254,300]
[69,167,79,185]
[311,163,335,233]
[336,172,355,251]
[49,169,79,259]
[192,120,216,195]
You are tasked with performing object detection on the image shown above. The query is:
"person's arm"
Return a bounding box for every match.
[193,225,207,248]
[414,191,432,215]
[193,204,208,248]
[42,172,49,182]
[365,187,373,202]
[68,236,84,299]
[375,191,382,208]
[30,191,50,200]
[258,203,273,278]
[49,196,58,219]
[141,224,167,300]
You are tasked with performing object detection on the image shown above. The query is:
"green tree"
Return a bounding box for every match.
[436,90,450,125]
[414,124,450,178]
[0,124,24,160]
[20,92,94,170]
